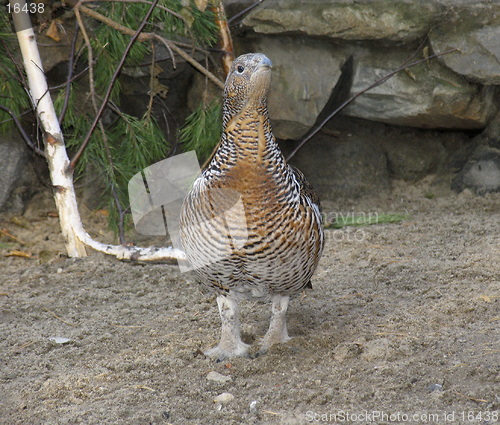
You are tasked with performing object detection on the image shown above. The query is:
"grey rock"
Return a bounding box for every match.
[206,371,232,382]
[244,0,439,42]
[241,0,500,133]
[428,383,443,392]
[250,37,348,139]
[224,0,256,20]
[360,337,391,362]
[381,128,448,181]
[0,134,38,214]
[452,146,500,195]
[343,47,497,129]
[244,1,500,44]
[431,21,500,85]
[214,392,234,404]
[431,27,500,85]
[333,342,363,362]
[48,337,72,345]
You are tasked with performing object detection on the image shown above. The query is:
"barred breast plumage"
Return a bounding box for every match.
[179,53,324,359]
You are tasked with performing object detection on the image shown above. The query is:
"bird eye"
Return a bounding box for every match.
[237,65,244,73]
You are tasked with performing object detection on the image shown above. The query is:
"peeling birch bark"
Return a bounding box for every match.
[11,0,87,257]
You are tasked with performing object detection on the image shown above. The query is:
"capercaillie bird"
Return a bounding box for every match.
[179,53,324,359]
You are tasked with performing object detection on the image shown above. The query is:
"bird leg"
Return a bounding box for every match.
[258,294,291,355]
[205,294,250,359]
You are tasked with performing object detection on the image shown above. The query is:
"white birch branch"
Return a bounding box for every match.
[10,0,185,263]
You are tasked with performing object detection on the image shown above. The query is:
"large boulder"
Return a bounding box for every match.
[452,146,500,195]
[431,16,500,85]
[249,37,349,139]
[244,0,500,43]
[0,134,38,214]
[241,0,500,135]
[244,0,439,41]
[342,47,497,129]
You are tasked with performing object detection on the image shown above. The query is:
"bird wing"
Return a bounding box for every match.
[288,164,322,213]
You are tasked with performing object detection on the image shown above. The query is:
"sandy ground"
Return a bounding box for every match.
[1,179,499,424]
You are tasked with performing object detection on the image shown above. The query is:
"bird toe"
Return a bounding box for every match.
[204,341,250,360]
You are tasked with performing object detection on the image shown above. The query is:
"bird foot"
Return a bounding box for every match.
[256,294,291,356]
[204,340,251,360]
[257,333,291,357]
[204,295,251,360]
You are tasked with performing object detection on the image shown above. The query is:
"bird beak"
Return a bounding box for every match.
[258,56,273,70]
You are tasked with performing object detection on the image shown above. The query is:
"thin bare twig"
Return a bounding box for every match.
[0,39,28,88]
[157,35,177,69]
[111,184,127,244]
[67,0,224,89]
[59,20,80,125]
[74,7,95,110]
[227,0,264,25]
[0,105,46,156]
[42,305,77,327]
[49,55,102,90]
[402,29,432,68]
[0,228,26,244]
[147,41,156,123]
[74,6,111,169]
[286,47,459,161]
[155,36,224,89]
[0,40,48,156]
[0,107,31,126]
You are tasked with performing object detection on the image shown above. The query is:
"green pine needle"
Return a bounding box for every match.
[2,0,220,236]
[0,15,30,133]
[179,98,222,162]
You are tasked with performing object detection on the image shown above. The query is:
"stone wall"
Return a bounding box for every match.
[239,0,500,137]
[3,1,500,214]
[226,0,500,197]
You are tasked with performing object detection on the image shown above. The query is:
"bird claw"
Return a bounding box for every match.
[255,348,267,358]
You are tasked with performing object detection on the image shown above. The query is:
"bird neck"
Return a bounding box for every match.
[220,105,283,167]
[202,104,295,201]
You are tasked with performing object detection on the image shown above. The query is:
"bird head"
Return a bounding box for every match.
[223,53,273,122]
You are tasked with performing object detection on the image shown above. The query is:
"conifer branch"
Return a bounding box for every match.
[66,0,225,89]
[156,36,224,89]
[69,0,160,171]
[74,6,109,168]
[0,39,28,87]
[78,0,198,47]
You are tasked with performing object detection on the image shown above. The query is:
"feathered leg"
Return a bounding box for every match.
[205,295,250,359]
[258,294,291,355]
